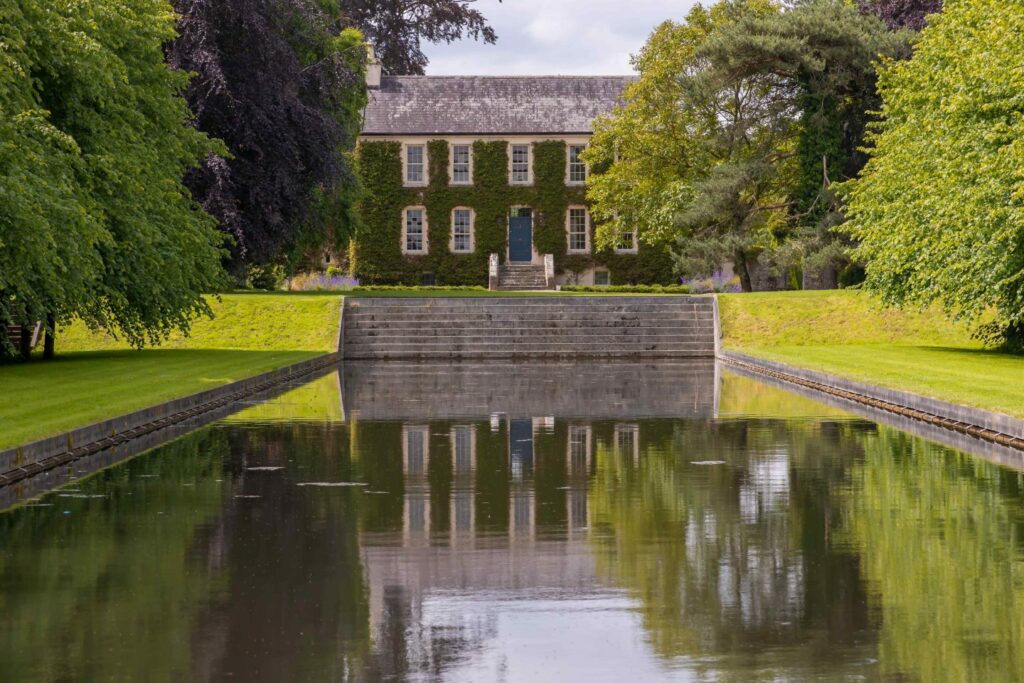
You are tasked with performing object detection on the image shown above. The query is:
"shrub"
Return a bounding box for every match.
[290,272,360,291]
[247,264,286,291]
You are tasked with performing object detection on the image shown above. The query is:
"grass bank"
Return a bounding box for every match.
[0,293,341,450]
[718,290,1024,418]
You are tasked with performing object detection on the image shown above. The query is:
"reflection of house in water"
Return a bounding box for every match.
[348,360,721,667]
[364,415,620,656]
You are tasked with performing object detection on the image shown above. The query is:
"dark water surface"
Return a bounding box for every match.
[2,362,1023,682]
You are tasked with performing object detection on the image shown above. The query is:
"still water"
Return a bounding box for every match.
[1,362,1023,682]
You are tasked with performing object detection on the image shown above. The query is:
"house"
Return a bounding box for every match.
[351,53,675,289]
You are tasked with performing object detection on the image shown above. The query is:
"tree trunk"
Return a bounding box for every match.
[734,250,753,293]
[19,325,31,360]
[44,314,55,359]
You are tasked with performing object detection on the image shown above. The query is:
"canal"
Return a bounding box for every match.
[1,362,1021,681]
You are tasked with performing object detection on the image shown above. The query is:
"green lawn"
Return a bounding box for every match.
[719,290,1024,418]
[0,293,341,450]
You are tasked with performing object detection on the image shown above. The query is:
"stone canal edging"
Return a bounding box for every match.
[0,351,341,488]
[719,350,1024,451]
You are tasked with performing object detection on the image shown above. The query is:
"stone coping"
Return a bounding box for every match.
[719,350,1024,450]
[0,352,342,486]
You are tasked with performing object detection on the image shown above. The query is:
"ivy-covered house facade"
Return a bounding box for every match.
[352,69,674,288]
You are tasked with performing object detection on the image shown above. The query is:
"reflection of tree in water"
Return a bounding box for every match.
[0,429,229,681]
[838,427,1024,682]
[187,423,373,681]
[588,418,875,672]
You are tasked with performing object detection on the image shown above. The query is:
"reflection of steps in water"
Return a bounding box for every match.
[342,360,718,421]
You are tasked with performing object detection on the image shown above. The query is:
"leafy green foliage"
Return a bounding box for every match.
[586,0,901,291]
[841,0,1024,347]
[0,0,227,354]
[353,140,675,285]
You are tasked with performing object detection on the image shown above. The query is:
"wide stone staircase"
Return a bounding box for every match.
[342,297,718,359]
[495,263,549,291]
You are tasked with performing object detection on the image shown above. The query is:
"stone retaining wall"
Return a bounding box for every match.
[719,350,1024,451]
[0,353,341,487]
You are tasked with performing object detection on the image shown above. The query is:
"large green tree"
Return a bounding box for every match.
[841,0,1024,347]
[586,0,900,291]
[0,0,226,354]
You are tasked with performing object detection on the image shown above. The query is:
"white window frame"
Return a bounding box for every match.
[615,227,638,254]
[566,206,591,254]
[403,143,427,187]
[509,143,533,185]
[593,269,611,286]
[449,143,473,185]
[567,144,588,185]
[401,206,428,255]
[450,207,475,254]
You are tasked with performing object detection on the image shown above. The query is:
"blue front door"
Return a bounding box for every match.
[509,216,532,262]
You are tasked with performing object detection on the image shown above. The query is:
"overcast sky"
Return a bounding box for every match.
[423,0,700,76]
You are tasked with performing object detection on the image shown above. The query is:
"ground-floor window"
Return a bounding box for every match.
[403,207,427,254]
[615,228,637,253]
[451,208,474,253]
[567,207,590,253]
[594,270,610,286]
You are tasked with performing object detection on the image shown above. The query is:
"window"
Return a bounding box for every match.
[615,227,638,253]
[510,144,531,184]
[567,207,590,253]
[403,207,427,254]
[451,144,472,184]
[405,144,425,185]
[451,208,474,253]
[594,270,610,286]
[568,144,587,184]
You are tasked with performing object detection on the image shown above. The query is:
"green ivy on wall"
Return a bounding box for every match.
[352,139,675,285]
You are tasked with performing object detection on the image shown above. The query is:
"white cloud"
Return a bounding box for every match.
[422,0,699,76]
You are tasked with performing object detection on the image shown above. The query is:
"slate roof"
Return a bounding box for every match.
[361,75,635,136]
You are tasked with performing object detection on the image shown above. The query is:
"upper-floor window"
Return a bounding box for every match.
[403,206,427,254]
[451,144,472,184]
[568,144,587,184]
[451,208,474,253]
[510,144,531,184]
[567,207,590,253]
[405,144,426,185]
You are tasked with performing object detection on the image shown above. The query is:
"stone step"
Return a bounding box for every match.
[344,303,715,315]
[344,325,712,337]
[344,340,716,352]
[344,349,715,359]
[345,297,713,307]
[346,317,713,329]
[342,297,718,358]
[346,336,713,350]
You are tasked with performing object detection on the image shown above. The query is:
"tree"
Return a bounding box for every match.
[585,0,799,292]
[703,0,904,284]
[841,0,1024,348]
[341,0,498,75]
[585,0,901,291]
[0,0,226,355]
[859,0,942,31]
[167,0,367,274]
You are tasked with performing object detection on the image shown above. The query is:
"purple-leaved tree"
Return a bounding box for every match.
[859,0,943,31]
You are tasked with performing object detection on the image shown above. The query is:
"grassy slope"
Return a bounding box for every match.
[0,294,341,449]
[719,290,1024,418]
